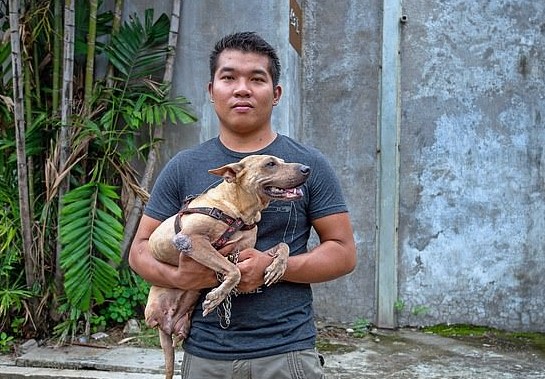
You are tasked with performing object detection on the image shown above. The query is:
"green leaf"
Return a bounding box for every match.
[105,9,169,83]
[59,183,124,312]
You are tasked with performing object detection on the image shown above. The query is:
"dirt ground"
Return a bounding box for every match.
[5,321,545,379]
[315,322,545,379]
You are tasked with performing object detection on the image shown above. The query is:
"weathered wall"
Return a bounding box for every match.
[302,1,381,323]
[398,0,545,331]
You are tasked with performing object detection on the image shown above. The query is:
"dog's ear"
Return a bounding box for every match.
[208,163,243,183]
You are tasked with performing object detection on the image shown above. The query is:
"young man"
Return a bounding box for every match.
[129,31,357,379]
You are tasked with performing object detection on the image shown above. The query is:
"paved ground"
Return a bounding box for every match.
[0,328,544,378]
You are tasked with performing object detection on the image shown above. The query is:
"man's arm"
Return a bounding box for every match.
[128,214,218,290]
[282,212,357,283]
[236,212,356,291]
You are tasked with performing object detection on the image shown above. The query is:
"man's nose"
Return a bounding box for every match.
[233,79,251,96]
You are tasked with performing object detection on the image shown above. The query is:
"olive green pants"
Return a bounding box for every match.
[180,349,325,379]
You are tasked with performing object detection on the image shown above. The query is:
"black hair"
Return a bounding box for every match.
[209,31,281,86]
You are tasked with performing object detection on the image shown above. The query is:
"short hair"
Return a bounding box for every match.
[209,31,281,87]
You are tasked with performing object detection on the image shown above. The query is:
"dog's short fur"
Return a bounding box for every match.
[144,154,310,379]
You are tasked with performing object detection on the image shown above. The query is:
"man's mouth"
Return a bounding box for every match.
[233,102,253,110]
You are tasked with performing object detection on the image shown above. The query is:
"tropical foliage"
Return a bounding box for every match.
[1,0,194,344]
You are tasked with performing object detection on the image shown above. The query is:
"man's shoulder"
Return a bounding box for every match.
[272,134,325,161]
[165,138,224,169]
[173,138,218,158]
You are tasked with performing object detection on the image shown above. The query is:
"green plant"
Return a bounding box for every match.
[59,183,124,312]
[394,299,406,313]
[55,8,195,340]
[0,332,14,353]
[411,305,430,317]
[99,269,150,325]
[2,2,196,342]
[53,302,83,343]
[90,314,107,334]
[0,281,33,333]
[352,317,372,338]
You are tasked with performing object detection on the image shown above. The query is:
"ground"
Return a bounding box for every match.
[4,320,545,379]
[41,319,545,358]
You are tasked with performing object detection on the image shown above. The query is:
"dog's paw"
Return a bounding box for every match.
[263,243,289,286]
[202,288,228,316]
[264,262,286,286]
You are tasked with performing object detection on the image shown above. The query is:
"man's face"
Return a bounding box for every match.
[208,49,282,135]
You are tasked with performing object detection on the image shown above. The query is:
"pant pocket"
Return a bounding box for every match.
[288,349,325,379]
[180,352,192,379]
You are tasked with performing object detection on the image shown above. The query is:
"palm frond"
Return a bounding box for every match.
[105,9,170,83]
[59,183,123,312]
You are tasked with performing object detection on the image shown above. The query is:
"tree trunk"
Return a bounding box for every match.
[55,0,76,292]
[84,0,98,112]
[106,0,123,88]
[121,0,183,261]
[9,0,35,291]
[52,0,62,114]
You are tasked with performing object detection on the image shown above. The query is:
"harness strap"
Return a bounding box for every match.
[173,196,256,250]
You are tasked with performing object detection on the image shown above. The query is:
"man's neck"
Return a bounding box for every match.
[219,129,277,153]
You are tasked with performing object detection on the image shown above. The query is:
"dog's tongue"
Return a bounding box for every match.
[285,187,303,198]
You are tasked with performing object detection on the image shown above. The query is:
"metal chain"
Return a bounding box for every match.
[216,250,240,329]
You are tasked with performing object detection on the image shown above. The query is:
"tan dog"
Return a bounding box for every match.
[144,154,310,379]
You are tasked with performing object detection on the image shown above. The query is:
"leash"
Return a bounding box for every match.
[215,250,241,329]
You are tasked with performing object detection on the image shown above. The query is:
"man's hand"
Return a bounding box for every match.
[236,248,274,293]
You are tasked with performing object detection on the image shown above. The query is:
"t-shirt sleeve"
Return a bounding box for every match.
[143,157,184,221]
[307,151,348,220]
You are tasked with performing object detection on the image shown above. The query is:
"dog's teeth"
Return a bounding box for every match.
[285,188,303,198]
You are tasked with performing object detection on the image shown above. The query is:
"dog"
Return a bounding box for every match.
[144,154,310,379]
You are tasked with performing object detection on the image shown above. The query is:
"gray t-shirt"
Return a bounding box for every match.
[144,134,348,360]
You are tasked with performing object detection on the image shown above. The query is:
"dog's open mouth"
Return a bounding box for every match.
[264,186,304,199]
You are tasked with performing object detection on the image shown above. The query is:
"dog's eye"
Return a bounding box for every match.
[265,161,277,167]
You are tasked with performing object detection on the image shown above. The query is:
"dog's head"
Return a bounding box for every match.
[209,155,310,203]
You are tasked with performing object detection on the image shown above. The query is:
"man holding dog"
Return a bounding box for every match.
[129,31,357,379]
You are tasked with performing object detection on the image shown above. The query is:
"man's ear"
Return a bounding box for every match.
[273,84,282,106]
[208,162,243,183]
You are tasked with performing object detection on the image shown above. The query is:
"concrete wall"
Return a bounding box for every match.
[302,1,381,324]
[128,0,545,331]
[398,0,545,331]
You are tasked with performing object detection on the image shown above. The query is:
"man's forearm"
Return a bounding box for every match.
[129,242,181,288]
[282,240,356,284]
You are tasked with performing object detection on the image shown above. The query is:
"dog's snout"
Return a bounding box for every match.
[299,165,310,175]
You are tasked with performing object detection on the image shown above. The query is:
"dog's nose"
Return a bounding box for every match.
[300,165,311,175]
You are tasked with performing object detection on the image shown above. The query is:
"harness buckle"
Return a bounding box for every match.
[208,207,224,220]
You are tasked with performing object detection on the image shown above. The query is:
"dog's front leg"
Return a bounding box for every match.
[173,233,241,316]
[263,242,290,286]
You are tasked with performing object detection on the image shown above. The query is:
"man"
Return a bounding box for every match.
[129,31,357,379]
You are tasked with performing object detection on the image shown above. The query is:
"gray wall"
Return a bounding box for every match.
[302,1,381,324]
[129,0,545,331]
[398,0,545,331]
